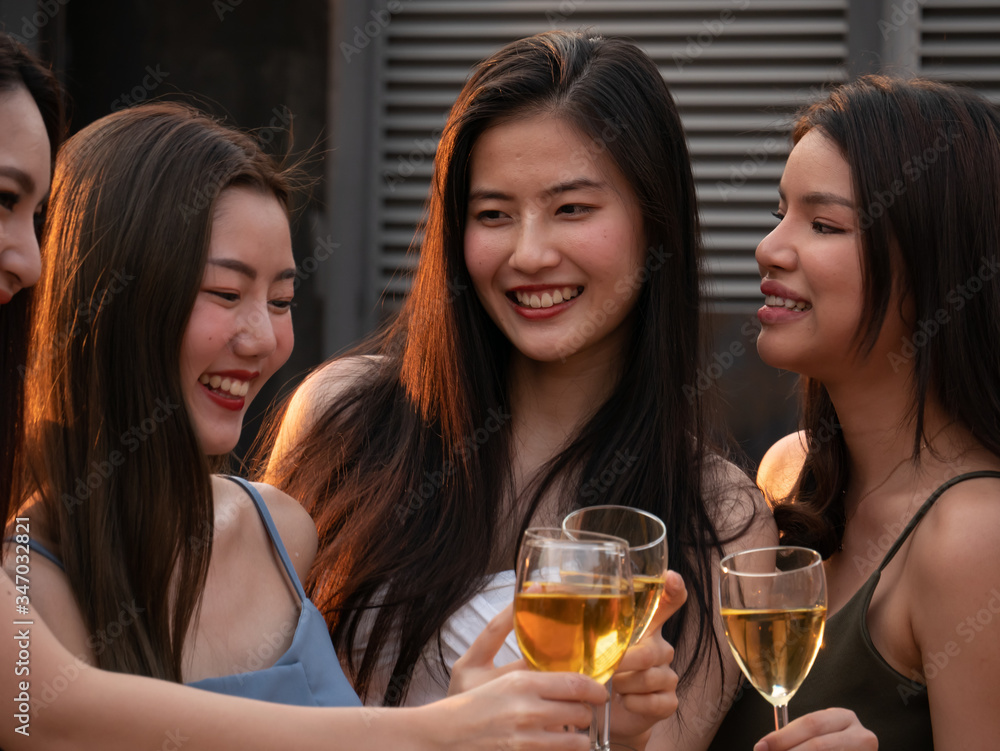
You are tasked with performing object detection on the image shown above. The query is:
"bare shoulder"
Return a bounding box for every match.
[702,454,778,552]
[904,473,1000,744]
[236,479,319,585]
[210,476,318,586]
[756,431,808,503]
[2,538,94,663]
[267,355,380,475]
[290,355,380,419]
[909,473,1000,599]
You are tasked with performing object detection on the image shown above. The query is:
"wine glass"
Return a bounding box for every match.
[563,506,668,750]
[513,528,635,741]
[718,546,827,731]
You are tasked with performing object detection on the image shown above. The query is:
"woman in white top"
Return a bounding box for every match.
[264,30,774,750]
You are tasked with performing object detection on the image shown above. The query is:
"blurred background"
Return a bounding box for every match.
[3,0,998,467]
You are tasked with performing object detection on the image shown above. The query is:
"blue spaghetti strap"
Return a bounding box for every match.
[24,538,66,571]
[222,475,308,603]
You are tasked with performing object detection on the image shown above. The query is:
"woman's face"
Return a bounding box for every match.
[179,186,295,455]
[463,114,647,369]
[0,86,51,305]
[755,129,909,383]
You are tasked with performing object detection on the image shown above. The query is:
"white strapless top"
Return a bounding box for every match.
[352,570,520,706]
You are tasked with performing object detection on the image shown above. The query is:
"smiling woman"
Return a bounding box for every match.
[181,187,296,455]
[463,114,646,367]
[6,101,359,699]
[261,29,775,751]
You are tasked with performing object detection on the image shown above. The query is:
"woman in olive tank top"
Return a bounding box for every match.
[716,77,1000,750]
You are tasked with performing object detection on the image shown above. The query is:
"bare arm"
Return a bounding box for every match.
[264,355,377,481]
[915,479,1000,750]
[2,571,607,751]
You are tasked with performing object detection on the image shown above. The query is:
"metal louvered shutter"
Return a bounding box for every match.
[365,0,850,325]
[919,0,1000,102]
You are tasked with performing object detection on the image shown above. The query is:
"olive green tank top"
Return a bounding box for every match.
[709,471,1000,750]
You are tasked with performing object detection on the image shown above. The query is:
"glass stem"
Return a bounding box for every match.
[599,676,613,750]
[774,703,789,730]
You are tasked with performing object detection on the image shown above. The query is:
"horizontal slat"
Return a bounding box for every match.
[921,41,1000,57]
[387,42,847,62]
[921,18,1000,33]
[384,87,836,109]
[385,20,848,39]
[389,1,846,13]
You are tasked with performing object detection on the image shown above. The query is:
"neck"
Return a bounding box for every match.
[507,345,623,449]
[825,368,962,498]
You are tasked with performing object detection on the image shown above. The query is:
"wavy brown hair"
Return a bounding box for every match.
[263,30,738,704]
[774,76,1000,555]
[17,102,290,680]
[0,31,65,523]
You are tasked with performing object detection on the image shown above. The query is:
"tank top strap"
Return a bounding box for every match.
[878,470,1000,571]
[24,538,65,571]
[222,475,308,603]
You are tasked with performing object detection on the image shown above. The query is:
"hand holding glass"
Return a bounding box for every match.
[718,546,827,731]
[562,506,668,749]
[513,528,635,738]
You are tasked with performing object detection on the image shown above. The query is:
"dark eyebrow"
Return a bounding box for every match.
[778,185,854,210]
[0,166,36,195]
[468,177,608,203]
[208,258,296,283]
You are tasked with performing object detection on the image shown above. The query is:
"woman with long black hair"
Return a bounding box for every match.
[712,76,1000,750]
[265,30,774,750]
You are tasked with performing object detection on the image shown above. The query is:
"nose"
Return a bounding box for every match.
[0,217,42,293]
[508,211,560,274]
[755,220,798,277]
[233,303,278,359]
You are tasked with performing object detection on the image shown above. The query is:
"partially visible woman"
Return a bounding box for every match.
[263,30,774,750]
[0,31,63,514]
[711,76,1000,750]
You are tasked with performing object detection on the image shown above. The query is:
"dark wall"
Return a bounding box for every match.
[5,0,330,462]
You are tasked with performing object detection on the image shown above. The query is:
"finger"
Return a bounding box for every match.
[613,661,677,697]
[645,570,687,635]
[508,670,607,706]
[753,708,873,751]
[488,656,529,679]
[618,677,679,720]
[460,604,515,667]
[507,730,591,751]
[615,633,673,674]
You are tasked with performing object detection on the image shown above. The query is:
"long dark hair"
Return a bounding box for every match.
[17,102,291,681]
[774,76,1000,555]
[263,30,733,704]
[0,31,64,524]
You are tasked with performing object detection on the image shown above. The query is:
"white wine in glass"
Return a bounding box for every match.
[513,527,635,742]
[562,505,668,750]
[562,505,668,643]
[516,580,634,683]
[718,546,827,730]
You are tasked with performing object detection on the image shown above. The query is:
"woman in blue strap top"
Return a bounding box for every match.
[715,77,1000,750]
[1,80,614,749]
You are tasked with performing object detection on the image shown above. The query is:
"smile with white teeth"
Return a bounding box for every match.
[513,286,582,309]
[765,294,812,312]
[198,374,250,397]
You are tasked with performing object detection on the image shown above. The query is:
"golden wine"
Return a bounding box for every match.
[721,606,826,706]
[515,585,634,684]
[630,575,666,643]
